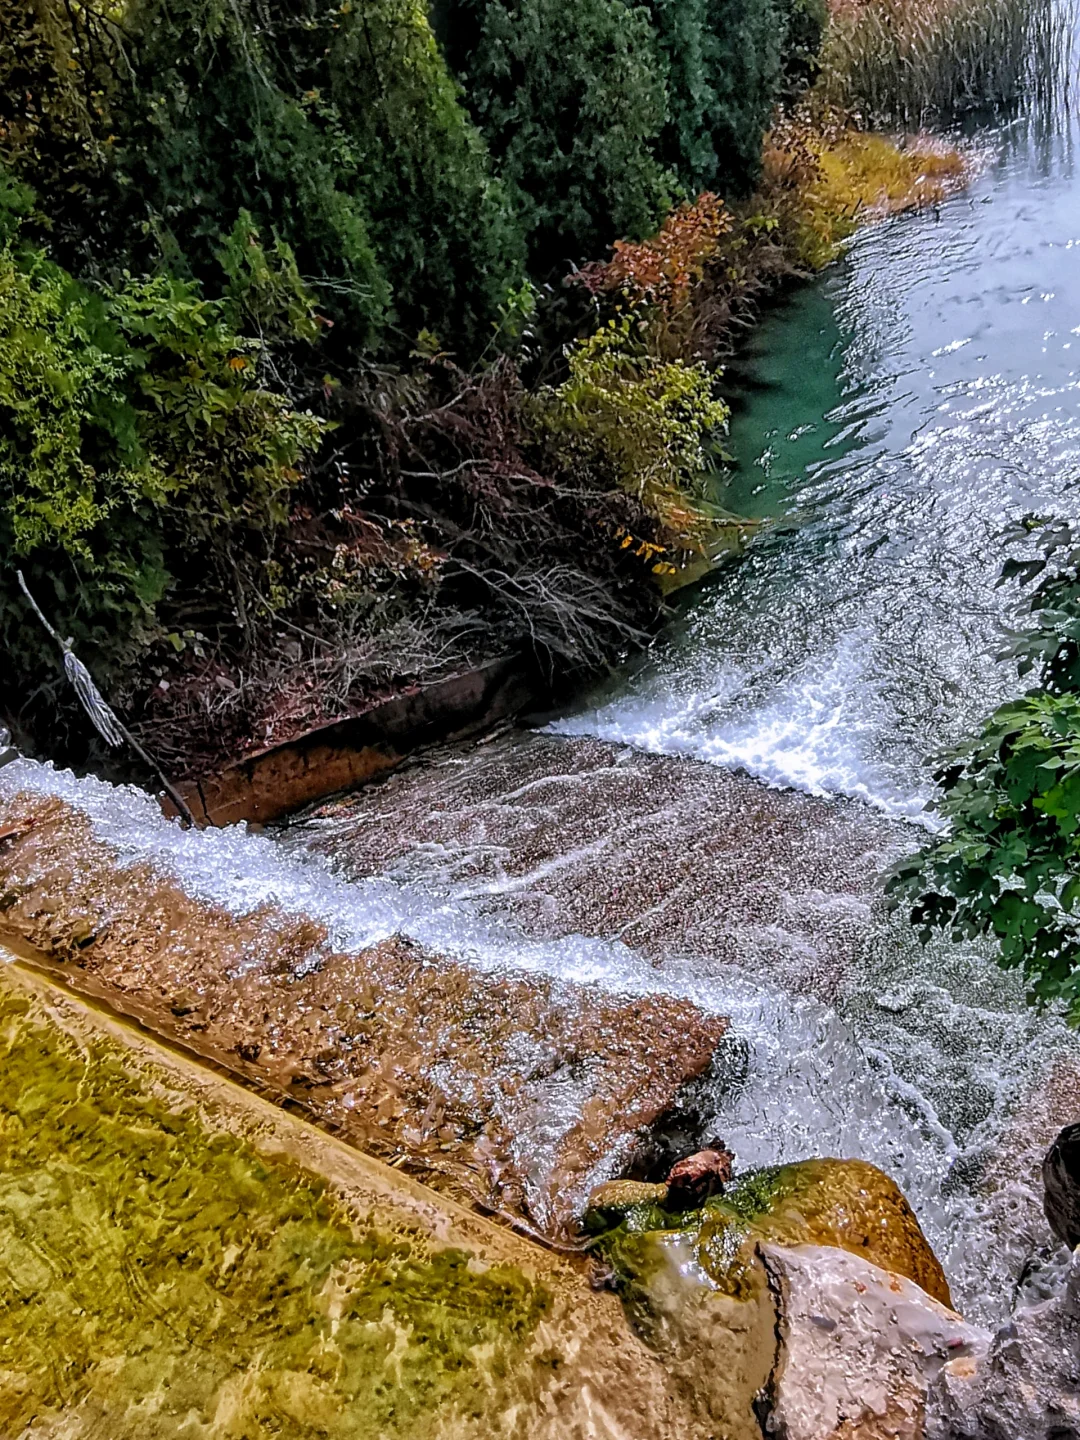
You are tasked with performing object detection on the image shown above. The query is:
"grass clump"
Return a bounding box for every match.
[759,109,967,267]
[820,0,1075,127]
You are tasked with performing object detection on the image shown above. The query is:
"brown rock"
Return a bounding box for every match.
[666,1147,734,1209]
[587,1179,670,1214]
[1044,1120,1080,1249]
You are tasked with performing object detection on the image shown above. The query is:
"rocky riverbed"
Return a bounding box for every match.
[2,752,1080,1435]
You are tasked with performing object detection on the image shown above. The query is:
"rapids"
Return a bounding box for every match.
[291,98,1080,1322]
[8,94,1080,1335]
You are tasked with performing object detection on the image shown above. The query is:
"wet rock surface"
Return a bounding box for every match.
[0,791,727,1238]
[586,1157,952,1309]
[289,727,1080,1335]
[0,959,717,1440]
[768,1244,984,1440]
[584,1157,962,1436]
[1044,1121,1080,1250]
[288,730,897,998]
[665,1147,734,1209]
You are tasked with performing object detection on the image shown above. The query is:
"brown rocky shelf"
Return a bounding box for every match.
[0,789,728,1240]
[164,656,541,828]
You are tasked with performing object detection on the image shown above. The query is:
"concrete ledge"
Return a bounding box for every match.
[167,655,539,827]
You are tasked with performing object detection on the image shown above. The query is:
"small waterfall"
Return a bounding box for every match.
[6,750,1075,1325]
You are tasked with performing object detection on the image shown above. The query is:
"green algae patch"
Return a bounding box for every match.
[0,975,553,1440]
[586,1158,951,1309]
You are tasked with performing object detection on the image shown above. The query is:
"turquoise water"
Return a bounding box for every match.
[722,282,856,520]
[555,110,1080,820]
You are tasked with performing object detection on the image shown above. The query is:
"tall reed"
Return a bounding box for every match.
[820,0,1076,127]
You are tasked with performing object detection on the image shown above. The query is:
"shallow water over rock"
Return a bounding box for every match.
[0,961,710,1440]
[285,729,1080,1327]
[0,784,729,1237]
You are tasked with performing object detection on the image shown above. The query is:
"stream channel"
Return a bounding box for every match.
[10,95,1080,1337]
[291,99,1080,1327]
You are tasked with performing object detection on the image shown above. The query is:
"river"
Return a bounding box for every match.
[286,100,1080,1325]
[5,98,1080,1333]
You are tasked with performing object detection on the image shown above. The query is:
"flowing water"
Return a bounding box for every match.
[9,103,1080,1332]
[557,115,1080,819]
[542,107,1080,1314]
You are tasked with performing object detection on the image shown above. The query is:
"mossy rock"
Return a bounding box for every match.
[587,1157,951,1309]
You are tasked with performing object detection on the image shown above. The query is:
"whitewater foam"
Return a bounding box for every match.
[2,757,1075,1322]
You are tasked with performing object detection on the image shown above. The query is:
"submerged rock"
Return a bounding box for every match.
[0,790,728,1239]
[0,957,720,1440]
[1044,1121,1080,1249]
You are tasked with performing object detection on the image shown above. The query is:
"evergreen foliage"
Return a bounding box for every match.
[3,0,826,343]
[435,0,675,272]
[0,0,113,259]
[437,0,817,270]
[647,0,788,198]
[1,0,525,354]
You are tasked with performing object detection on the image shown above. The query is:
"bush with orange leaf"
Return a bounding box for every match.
[578,194,732,312]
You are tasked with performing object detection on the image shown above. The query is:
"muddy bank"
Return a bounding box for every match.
[0,957,720,1440]
[0,789,727,1237]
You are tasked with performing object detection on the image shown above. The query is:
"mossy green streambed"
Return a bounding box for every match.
[0,957,709,1440]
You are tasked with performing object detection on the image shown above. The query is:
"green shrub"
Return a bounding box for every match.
[888,693,1080,1017]
[533,317,731,565]
[888,522,1080,1020]
[0,237,324,688]
[646,0,790,198]
[0,0,113,259]
[438,0,826,273]
[2,0,525,357]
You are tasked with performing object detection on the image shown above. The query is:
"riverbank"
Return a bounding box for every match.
[0,0,967,797]
[130,118,966,797]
